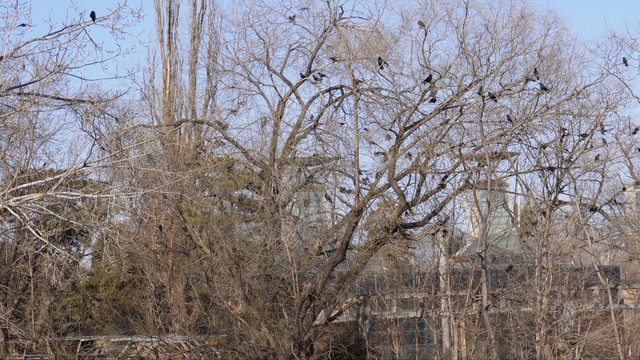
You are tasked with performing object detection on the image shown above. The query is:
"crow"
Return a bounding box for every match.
[487,91,497,102]
[429,97,437,103]
[417,20,426,28]
[560,127,568,139]
[533,67,539,80]
[429,87,437,100]
[299,73,305,79]
[506,114,513,123]
[17,23,27,28]
[90,10,96,22]
[600,124,607,134]
[158,224,163,232]
[377,56,388,71]
[477,85,483,96]
[623,57,629,66]
[312,75,320,81]
[330,57,337,62]
[633,127,639,135]
[423,73,433,84]
[595,154,600,161]
[317,72,327,79]
[539,82,550,92]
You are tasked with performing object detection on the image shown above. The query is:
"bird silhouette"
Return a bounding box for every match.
[506,114,513,123]
[487,92,497,102]
[418,20,426,28]
[533,67,539,80]
[429,87,437,99]
[17,23,27,28]
[90,10,96,22]
[539,83,550,92]
[312,75,320,81]
[299,73,305,79]
[633,127,639,135]
[623,57,629,67]
[477,85,483,96]
[595,154,600,161]
[560,127,568,139]
[423,73,433,84]
[429,97,437,103]
[317,72,327,79]
[377,56,388,71]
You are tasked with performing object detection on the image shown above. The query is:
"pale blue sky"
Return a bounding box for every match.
[21,0,640,76]
[27,0,638,40]
[537,0,638,38]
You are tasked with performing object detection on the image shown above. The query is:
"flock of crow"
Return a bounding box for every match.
[297,19,571,108]
[297,18,637,137]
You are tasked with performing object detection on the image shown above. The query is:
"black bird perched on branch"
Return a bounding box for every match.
[539,82,550,92]
[377,56,388,71]
[487,91,497,102]
[312,75,320,81]
[423,73,433,84]
[418,20,426,28]
[299,73,305,79]
[600,124,607,134]
[633,127,639,135]
[533,67,539,80]
[623,57,629,67]
[560,127,568,139]
[429,87,437,103]
[506,114,513,123]
[17,23,27,27]
[90,10,96,22]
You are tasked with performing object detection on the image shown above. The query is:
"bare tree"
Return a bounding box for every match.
[0,1,142,356]
[3,0,640,358]
[131,0,639,358]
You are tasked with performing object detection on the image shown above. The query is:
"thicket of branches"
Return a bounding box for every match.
[2,0,640,358]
